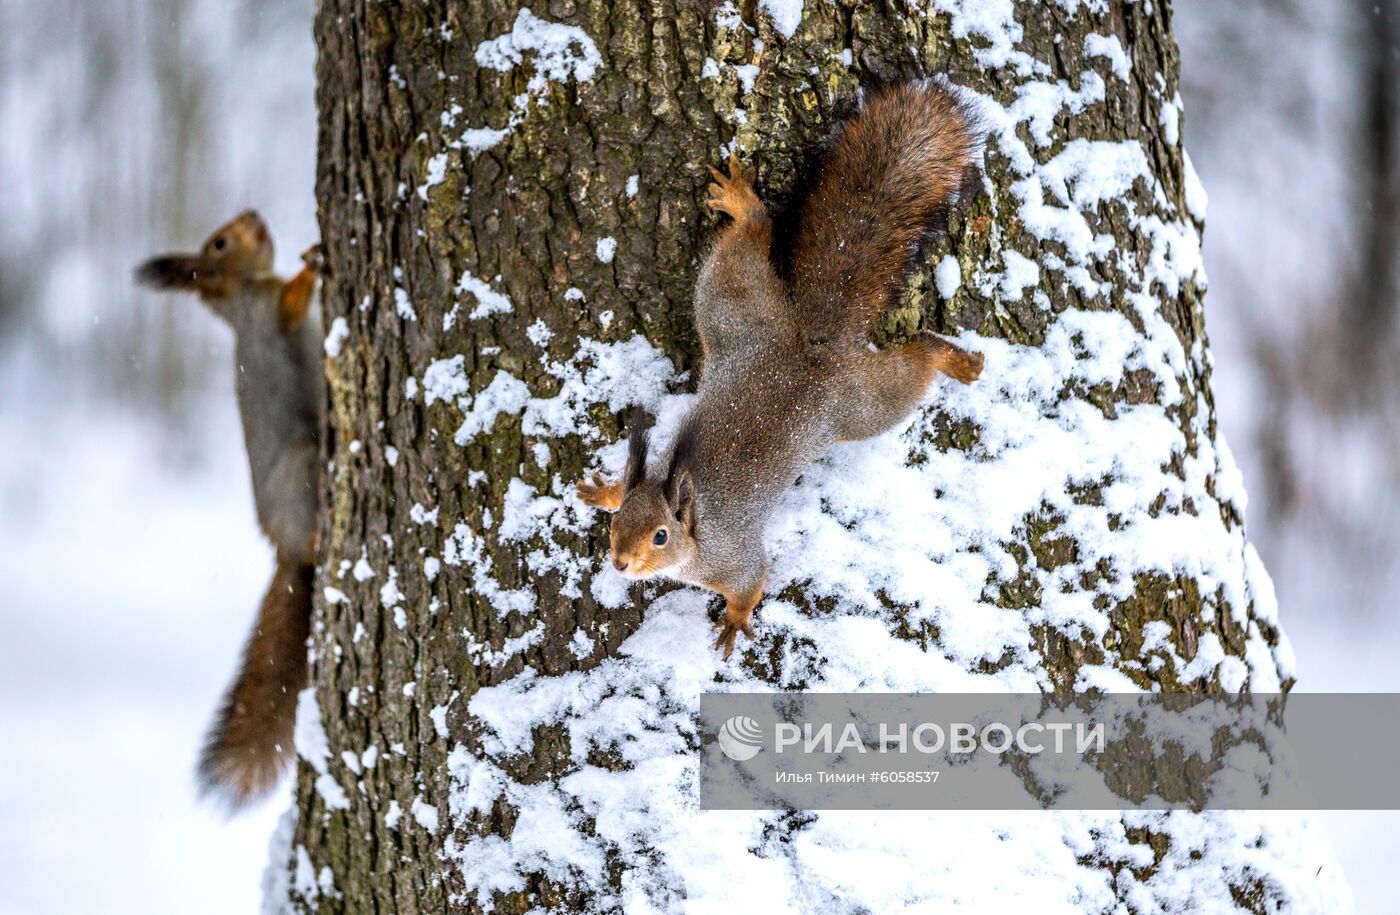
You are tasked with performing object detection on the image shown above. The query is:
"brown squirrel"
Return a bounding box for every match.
[136,211,324,805]
[576,83,984,658]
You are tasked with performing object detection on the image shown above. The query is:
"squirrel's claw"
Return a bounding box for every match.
[712,622,738,659]
[727,149,748,181]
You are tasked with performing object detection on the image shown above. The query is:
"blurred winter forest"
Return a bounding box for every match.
[0,1,1394,913]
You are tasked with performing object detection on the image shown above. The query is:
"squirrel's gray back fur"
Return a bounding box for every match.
[678,340,847,593]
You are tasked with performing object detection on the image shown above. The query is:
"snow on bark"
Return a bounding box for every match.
[294,0,1348,911]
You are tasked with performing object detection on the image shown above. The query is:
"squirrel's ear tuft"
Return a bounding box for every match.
[134,255,205,292]
[665,421,699,523]
[623,407,651,491]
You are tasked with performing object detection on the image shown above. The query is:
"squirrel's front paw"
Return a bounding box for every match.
[712,614,755,660]
[300,244,324,273]
[575,472,623,511]
[707,150,766,225]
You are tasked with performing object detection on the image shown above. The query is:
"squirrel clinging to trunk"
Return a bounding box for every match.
[136,210,324,806]
[577,82,985,658]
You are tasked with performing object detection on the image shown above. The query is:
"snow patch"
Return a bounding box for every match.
[1183,150,1208,221]
[411,797,440,833]
[594,236,616,264]
[935,255,962,299]
[452,372,533,445]
[449,271,513,329]
[323,317,349,358]
[475,9,602,90]
[759,0,803,38]
[294,688,348,811]
[1085,32,1131,82]
[418,152,449,201]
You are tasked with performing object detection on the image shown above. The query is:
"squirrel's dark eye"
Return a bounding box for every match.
[652,528,668,547]
[213,237,227,252]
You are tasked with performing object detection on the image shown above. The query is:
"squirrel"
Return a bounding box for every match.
[135,210,324,805]
[576,82,985,659]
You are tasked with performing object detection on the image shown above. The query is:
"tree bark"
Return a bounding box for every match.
[285,1,1343,911]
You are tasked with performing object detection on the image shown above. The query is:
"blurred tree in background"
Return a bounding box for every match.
[1177,0,1400,641]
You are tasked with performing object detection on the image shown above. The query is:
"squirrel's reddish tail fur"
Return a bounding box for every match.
[788,82,978,334]
[199,555,311,807]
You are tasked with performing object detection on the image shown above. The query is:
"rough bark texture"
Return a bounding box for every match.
[285,1,1341,912]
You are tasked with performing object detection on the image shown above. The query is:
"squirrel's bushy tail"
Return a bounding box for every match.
[199,555,312,807]
[788,82,978,334]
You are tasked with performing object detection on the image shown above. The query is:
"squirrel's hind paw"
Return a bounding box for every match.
[711,618,755,660]
[921,333,985,385]
[706,151,765,225]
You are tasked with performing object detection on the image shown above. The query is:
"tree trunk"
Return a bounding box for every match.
[284,1,1344,911]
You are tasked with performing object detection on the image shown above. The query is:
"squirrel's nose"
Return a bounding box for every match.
[612,555,628,573]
